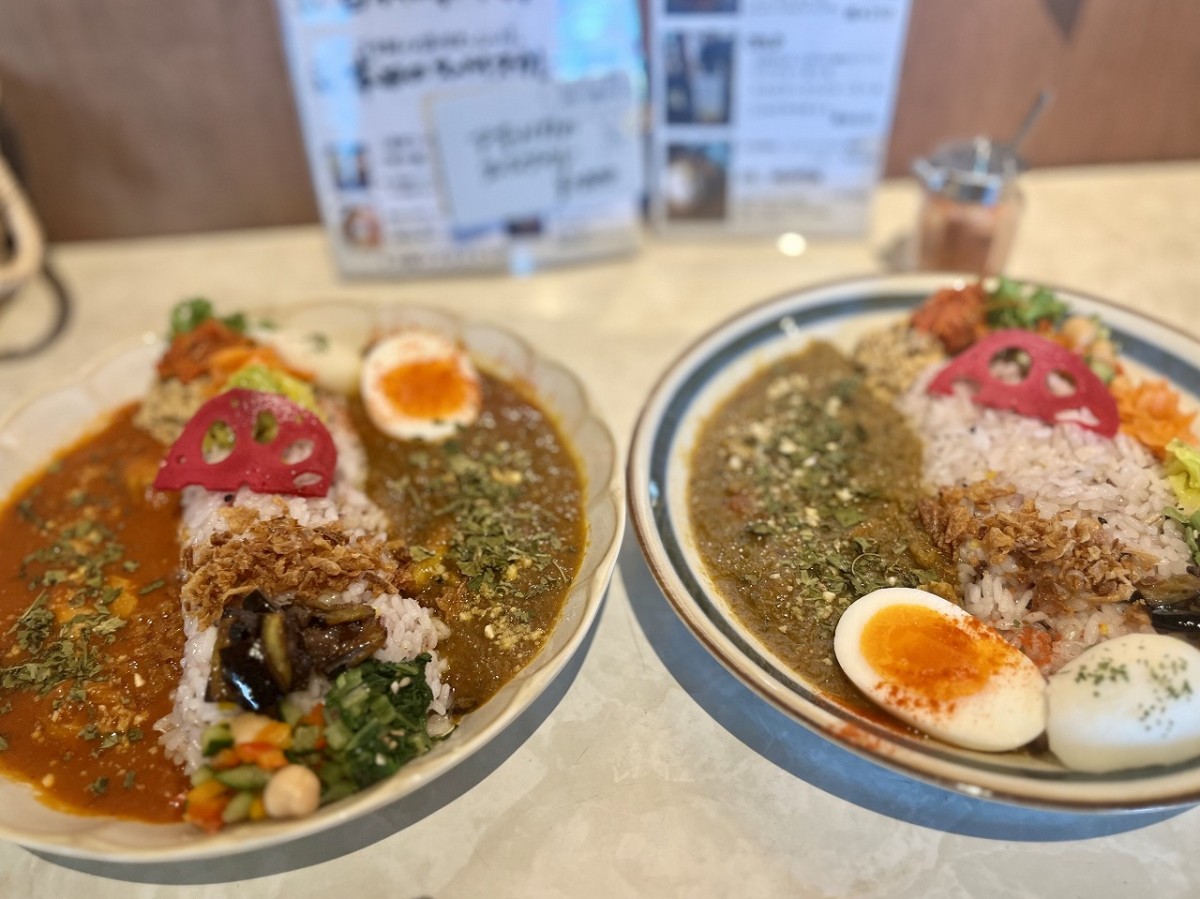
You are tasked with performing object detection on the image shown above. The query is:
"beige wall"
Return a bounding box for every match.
[1,0,1197,241]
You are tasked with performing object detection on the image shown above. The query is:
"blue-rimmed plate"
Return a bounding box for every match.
[627,272,1200,811]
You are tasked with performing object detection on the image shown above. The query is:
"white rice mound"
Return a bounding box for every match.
[900,366,1191,671]
[155,397,452,773]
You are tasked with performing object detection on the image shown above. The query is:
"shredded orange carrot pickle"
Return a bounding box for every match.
[207,345,314,389]
[1110,375,1198,458]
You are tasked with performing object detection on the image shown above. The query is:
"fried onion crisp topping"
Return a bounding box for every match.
[182,513,399,627]
[919,480,1161,608]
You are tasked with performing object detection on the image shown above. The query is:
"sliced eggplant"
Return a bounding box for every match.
[261,611,295,692]
[301,617,387,675]
[219,639,282,712]
[205,587,386,711]
[312,604,376,625]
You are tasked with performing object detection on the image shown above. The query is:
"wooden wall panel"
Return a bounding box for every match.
[886,0,1200,175]
[0,1,317,240]
[0,0,1197,240]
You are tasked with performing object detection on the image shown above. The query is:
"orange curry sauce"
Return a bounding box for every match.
[0,404,189,822]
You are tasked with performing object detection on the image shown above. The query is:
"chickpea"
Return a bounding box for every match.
[1060,315,1097,349]
[263,764,322,819]
[1089,339,1117,367]
[230,712,275,745]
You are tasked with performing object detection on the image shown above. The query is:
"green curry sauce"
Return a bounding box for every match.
[349,372,585,713]
[687,341,956,706]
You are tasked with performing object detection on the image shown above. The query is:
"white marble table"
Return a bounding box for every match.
[2,162,1199,898]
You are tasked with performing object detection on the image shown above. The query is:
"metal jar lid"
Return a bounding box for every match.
[913,137,1023,205]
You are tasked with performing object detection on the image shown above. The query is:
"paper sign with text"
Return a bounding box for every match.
[649,0,910,237]
[431,73,640,229]
[276,0,644,277]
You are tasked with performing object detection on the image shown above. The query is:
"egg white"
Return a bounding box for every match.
[360,330,481,442]
[1046,633,1200,773]
[834,587,1047,752]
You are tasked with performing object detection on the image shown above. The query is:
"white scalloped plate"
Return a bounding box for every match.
[629,273,1200,812]
[0,302,624,860]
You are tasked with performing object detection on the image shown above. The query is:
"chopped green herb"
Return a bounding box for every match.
[1074,659,1131,687]
[123,770,137,790]
[2,506,135,696]
[0,735,8,751]
[39,569,69,586]
[87,776,109,796]
[16,499,43,528]
[986,278,1069,331]
[138,579,166,596]
[424,444,566,599]
[168,297,248,338]
[8,593,53,653]
[318,658,443,801]
[833,507,867,528]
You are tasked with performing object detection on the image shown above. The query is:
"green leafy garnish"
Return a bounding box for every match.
[317,657,441,801]
[986,278,1069,331]
[168,298,248,339]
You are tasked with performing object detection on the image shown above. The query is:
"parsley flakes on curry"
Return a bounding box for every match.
[687,280,1200,772]
[0,300,585,830]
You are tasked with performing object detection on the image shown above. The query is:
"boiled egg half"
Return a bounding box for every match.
[360,330,482,442]
[1046,633,1200,773]
[834,588,1047,752]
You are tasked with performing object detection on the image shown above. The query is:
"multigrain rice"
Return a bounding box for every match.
[900,366,1190,672]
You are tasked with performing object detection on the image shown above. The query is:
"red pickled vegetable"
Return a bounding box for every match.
[926,329,1119,437]
[153,389,337,496]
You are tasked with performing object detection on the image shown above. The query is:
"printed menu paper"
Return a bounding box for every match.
[277,0,643,277]
[431,73,641,230]
[649,0,910,237]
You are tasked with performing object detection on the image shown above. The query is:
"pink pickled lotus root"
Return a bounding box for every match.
[153,389,337,496]
[926,329,1119,437]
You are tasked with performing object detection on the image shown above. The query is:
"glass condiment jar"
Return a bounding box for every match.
[913,137,1023,276]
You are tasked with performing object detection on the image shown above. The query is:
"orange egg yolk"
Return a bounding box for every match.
[859,603,1018,713]
[378,357,478,420]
